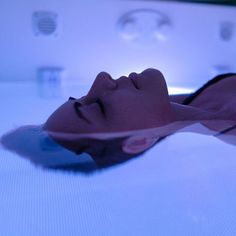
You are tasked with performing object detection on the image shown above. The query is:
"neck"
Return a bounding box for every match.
[171,102,220,122]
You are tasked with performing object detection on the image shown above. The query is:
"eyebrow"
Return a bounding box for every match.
[73,102,91,124]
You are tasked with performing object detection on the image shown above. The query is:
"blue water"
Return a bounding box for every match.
[1,82,236,236]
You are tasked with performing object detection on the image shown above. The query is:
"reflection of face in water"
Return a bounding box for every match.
[44,68,174,134]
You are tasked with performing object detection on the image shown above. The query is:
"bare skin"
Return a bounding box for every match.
[44,68,230,134]
[1,69,236,171]
[43,68,236,163]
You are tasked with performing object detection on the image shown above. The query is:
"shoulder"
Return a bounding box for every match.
[182,73,236,105]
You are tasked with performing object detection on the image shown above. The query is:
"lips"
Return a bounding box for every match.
[129,73,140,89]
[130,77,139,89]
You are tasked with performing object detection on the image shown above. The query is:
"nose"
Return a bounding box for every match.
[94,72,117,90]
[84,71,117,103]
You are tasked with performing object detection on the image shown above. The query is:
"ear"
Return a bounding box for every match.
[122,135,160,154]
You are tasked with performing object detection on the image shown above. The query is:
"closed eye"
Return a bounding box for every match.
[96,98,106,116]
[74,102,91,123]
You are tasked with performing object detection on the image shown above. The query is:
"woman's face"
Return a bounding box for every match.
[43,68,174,134]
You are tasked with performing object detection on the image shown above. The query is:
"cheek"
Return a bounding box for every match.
[44,103,110,134]
[44,111,75,133]
[44,102,78,133]
[109,94,172,129]
[104,102,150,130]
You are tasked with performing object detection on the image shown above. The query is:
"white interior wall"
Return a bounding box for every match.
[0,0,235,89]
